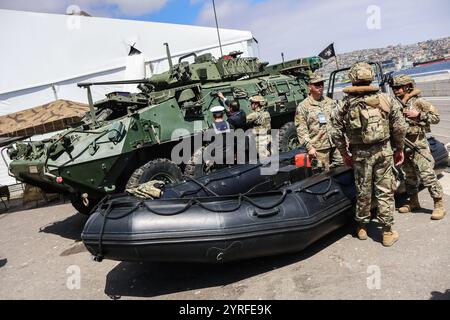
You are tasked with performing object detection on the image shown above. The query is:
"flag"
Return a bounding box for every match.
[318,43,336,60]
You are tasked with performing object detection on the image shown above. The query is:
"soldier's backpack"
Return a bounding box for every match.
[344,92,391,144]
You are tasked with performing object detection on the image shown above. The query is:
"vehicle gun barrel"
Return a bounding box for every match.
[77,79,151,88]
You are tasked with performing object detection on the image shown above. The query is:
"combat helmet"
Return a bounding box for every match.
[348,62,375,85]
[309,72,326,85]
[392,74,416,89]
[249,95,267,106]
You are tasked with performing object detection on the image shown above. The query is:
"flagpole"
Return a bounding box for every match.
[333,43,340,69]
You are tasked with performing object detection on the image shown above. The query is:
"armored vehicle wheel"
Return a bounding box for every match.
[126,158,183,189]
[71,196,97,215]
[279,122,300,152]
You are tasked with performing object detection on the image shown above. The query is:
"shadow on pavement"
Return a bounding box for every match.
[103,224,353,299]
[0,198,67,217]
[430,289,450,300]
[39,212,88,241]
[0,258,7,268]
[395,190,437,217]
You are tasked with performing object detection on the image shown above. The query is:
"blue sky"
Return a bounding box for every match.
[116,0,204,25]
[1,0,449,63]
[102,0,269,25]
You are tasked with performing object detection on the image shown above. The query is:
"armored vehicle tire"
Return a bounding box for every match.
[126,158,183,189]
[71,196,97,216]
[279,122,300,152]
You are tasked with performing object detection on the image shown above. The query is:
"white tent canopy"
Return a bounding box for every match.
[0,9,255,114]
[0,9,255,185]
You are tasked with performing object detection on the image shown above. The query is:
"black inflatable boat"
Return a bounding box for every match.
[161,149,311,199]
[82,150,356,263]
[82,138,448,264]
[427,136,448,174]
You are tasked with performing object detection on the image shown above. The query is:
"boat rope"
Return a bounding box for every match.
[241,190,288,210]
[179,163,264,197]
[93,201,112,262]
[99,189,289,219]
[183,176,219,197]
[244,179,274,194]
[295,178,333,195]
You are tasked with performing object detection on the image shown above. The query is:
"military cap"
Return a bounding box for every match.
[210,106,225,113]
[348,62,375,85]
[309,72,326,85]
[249,95,267,105]
[392,74,416,88]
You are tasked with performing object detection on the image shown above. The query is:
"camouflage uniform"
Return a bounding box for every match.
[394,78,443,199]
[126,180,165,200]
[247,96,271,160]
[295,95,343,170]
[331,63,407,232]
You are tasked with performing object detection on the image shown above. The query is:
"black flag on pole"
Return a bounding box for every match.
[318,43,336,60]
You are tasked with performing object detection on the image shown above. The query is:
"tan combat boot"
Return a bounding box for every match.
[382,230,399,247]
[356,224,368,240]
[398,193,421,214]
[431,198,446,220]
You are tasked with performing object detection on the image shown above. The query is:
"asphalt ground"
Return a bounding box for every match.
[0,97,449,301]
[0,174,449,300]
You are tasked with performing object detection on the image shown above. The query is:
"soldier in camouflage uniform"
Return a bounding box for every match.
[247,95,271,160]
[295,72,343,170]
[391,75,446,220]
[331,62,407,247]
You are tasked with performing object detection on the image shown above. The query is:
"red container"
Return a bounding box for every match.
[295,154,311,168]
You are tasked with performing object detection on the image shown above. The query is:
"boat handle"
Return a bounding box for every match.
[252,208,280,218]
[322,189,340,200]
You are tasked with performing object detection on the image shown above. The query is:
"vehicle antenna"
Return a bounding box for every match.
[163,43,173,69]
[212,0,224,57]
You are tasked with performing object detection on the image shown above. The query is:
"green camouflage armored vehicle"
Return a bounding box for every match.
[5,50,322,214]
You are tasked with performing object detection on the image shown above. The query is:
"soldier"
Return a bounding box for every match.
[246,95,271,161]
[331,62,407,247]
[391,75,446,220]
[206,106,233,167]
[210,105,232,133]
[217,91,247,130]
[295,72,343,170]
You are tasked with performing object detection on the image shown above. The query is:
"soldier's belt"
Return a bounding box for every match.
[349,138,389,148]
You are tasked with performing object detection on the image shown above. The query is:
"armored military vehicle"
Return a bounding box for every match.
[5,49,322,214]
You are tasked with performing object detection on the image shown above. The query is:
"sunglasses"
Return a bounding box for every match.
[311,82,325,88]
